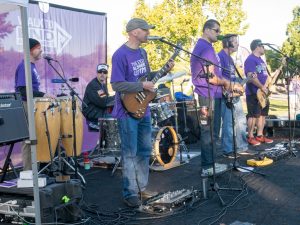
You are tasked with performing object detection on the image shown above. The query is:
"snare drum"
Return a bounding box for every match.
[57,97,83,156]
[98,118,121,152]
[152,126,178,167]
[34,98,60,162]
[150,103,174,123]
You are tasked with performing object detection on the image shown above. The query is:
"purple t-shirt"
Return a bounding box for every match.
[110,44,151,118]
[15,60,41,92]
[218,49,237,81]
[244,54,268,95]
[190,38,223,98]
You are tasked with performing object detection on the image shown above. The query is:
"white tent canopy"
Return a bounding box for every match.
[0,0,28,13]
[0,0,41,224]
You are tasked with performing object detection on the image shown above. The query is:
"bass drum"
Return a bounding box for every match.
[152,126,178,167]
[57,97,83,157]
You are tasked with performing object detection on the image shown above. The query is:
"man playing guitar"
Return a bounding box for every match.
[244,39,273,146]
[110,18,174,208]
[217,34,250,158]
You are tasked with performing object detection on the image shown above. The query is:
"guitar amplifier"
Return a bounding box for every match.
[0,93,29,146]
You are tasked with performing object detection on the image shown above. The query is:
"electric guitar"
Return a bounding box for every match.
[257,59,285,108]
[223,73,256,104]
[121,48,181,119]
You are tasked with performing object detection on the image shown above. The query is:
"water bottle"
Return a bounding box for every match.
[83,152,91,170]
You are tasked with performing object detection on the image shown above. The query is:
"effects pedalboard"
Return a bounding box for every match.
[140,188,200,213]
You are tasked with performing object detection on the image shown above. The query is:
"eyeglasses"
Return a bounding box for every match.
[210,28,221,33]
[98,71,108,74]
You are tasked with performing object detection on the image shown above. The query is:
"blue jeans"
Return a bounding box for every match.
[117,116,152,199]
[198,96,218,169]
[221,97,248,153]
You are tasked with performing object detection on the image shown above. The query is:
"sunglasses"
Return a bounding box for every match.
[210,28,221,33]
[98,70,108,74]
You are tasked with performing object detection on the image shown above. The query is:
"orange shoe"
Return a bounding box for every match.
[247,137,261,146]
[256,135,273,144]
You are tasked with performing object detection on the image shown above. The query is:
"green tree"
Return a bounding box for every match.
[282,6,300,75]
[128,0,248,71]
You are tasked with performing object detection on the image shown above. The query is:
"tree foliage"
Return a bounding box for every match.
[281,6,300,75]
[128,0,248,71]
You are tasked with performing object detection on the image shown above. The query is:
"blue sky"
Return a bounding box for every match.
[35,0,299,53]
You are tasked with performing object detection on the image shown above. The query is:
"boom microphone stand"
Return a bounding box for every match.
[226,95,265,176]
[149,37,235,205]
[45,57,88,184]
[263,44,298,157]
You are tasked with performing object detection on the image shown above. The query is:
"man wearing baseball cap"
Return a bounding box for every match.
[82,63,115,129]
[244,39,273,146]
[110,18,174,207]
[15,38,54,170]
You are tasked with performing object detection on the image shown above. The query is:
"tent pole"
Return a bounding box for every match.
[20,6,42,225]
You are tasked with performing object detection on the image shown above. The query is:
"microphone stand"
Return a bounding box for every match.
[155,38,240,205]
[45,59,88,185]
[263,44,297,157]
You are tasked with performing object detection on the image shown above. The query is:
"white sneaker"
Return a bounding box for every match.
[202,163,228,176]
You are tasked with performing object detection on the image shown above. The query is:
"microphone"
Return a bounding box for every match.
[51,78,79,83]
[147,36,164,41]
[43,54,57,62]
[217,34,237,41]
[261,43,275,46]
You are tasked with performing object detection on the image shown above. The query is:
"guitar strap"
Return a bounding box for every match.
[231,58,243,80]
[140,48,151,79]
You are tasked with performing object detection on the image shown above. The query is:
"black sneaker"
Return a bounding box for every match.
[123,196,141,208]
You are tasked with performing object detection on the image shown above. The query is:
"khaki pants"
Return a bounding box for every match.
[22,101,32,170]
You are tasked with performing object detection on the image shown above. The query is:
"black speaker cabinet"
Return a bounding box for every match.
[0,93,29,146]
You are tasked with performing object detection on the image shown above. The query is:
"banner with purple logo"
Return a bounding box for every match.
[0,2,107,168]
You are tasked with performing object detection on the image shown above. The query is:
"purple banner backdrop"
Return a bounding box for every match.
[0,2,106,168]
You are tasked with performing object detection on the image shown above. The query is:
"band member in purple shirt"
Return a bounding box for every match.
[15,38,54,170]
[217,34,249,158]
[190,19,243,175]
[110,18,174,207]
[244,39,273,146]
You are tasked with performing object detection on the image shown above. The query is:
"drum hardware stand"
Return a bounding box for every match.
[41,109,57,173]
[45,58,88,184]
[170,79,189,164]
[38,134,86,185]
[191,86,201,139]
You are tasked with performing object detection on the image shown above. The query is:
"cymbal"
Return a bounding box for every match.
[157,71,186,83]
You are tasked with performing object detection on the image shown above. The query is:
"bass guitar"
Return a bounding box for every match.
[121,48,181,119]
[223,72,256,104]
[257,59,285,108]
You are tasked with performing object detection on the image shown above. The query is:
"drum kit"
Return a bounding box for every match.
[35,96,85,183]
[96,71,191,169]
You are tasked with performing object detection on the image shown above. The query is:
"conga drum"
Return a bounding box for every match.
[34,98,60,162]
[57,96,83,157]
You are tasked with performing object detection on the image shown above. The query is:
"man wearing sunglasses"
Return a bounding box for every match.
[191,19,243,175]
[82,63,115,128]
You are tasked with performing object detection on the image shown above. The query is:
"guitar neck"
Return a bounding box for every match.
[151,47,181,85]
